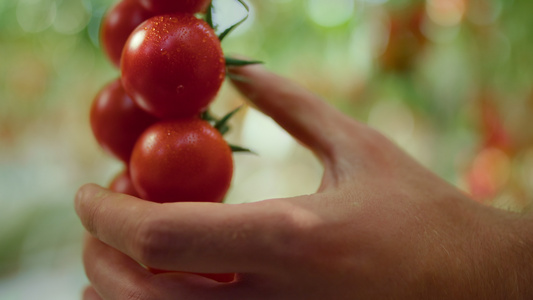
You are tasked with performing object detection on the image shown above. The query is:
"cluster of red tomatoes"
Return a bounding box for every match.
[90,0,244,204]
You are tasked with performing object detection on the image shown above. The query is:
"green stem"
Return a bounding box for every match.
[230,144,256,154]
[225,57,263,67]
[215,106,242,133]
[218,0,250,42]
[206,1,215,29]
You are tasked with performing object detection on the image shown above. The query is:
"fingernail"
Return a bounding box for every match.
[227,72,252,84]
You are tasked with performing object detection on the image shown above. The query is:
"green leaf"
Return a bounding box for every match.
[214,106,242,133]
[206,1,215,30]
[218,124,231,136]
[218,0,250,42]
[225,57,263,67]
[201,110,217,123]
[229,144,256,154]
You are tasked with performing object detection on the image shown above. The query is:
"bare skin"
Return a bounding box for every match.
[76,65,533,300]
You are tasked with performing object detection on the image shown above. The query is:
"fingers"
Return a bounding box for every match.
[75,184,299,274]
[228,65,368,166]
[83,236,154,300]
[82,286,102,300]
[229,64,412,185]
[83,236,257,300]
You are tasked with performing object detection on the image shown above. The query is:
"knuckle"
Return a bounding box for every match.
[83,193,114,238]
[269,200,353,271]
[83,206,98,236]
[268,202,323,263]
[132,213,174,267]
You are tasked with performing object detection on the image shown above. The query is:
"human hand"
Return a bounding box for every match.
[76,65,533,299]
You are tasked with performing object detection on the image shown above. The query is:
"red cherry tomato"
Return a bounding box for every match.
[100,0,156,68]
[148,267,236,283]
[198,272,236,283]
[109,169,140,198]
[130,118,233,203]
[90,78,158,163]
[121,14,226,119]
[139,0,211,15]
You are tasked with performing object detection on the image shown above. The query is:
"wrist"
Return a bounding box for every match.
[519,210,533,277]
[418,200,533,299]
[498,209,533,298]
[456,203,533,299]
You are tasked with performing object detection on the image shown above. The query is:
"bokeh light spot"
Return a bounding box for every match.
[367,100,415,148]
[426,0,466,27]
[468,147,511,201]
[306,0,355,28]
[467,0,503,25]
[53,0,92,35]
[242,108,295,162]
[16,0,57,33]
[519,148,533,196]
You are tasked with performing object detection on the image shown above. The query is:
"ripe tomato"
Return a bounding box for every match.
[109,169,140,198]
[121,14,226,119]
[139,0,211,15]
[90,78,158,163]
[100,0,156,68]
[149,267,236,283]
[198,272,236,283]
[130,118,233,203]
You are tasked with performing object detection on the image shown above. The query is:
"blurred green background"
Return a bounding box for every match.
[1,0,532,298]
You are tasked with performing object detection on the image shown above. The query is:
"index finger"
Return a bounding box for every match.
[75,183,301,274]
[228,64,386,187]
[230,65,351,160]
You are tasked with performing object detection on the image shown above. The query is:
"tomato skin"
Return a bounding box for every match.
[109,169,140,198]
[121,14,226,119]
[149,267,236,283]
[139,0,211,15]
[90,79,158,163]
[198,272,236,283]
[100,0,156,68]
[130,118,233,203]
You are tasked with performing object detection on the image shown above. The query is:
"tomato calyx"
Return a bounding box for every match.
[201,106,255,154]
[229,144,255,153]
[205,0,215,30]
[225,56,264,67]
[202,0,258,154]
[205,1,263,71]
[205,0,249,42]
[214,105,241,134]
[218,0,249,42]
